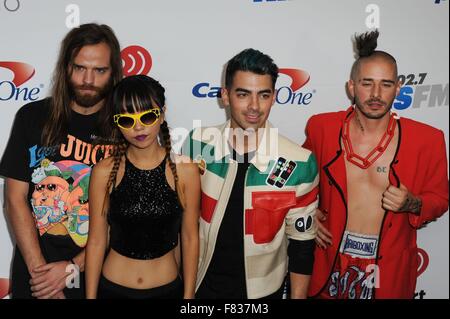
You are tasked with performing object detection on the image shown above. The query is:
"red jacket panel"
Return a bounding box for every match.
[304,107,449,299]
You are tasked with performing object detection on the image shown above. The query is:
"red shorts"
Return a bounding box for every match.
[319,231,379,299]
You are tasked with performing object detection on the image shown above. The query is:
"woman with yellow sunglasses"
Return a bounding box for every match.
[85,75,200,299]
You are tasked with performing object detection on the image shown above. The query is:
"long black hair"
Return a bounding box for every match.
[103,75,185,212]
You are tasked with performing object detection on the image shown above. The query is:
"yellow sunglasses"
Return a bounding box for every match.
[113,108,161,130]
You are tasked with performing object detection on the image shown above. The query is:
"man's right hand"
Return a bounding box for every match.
[30,260,72,299]
[315,209,333,248]
[54,291,66,299]
[29,265,66,299]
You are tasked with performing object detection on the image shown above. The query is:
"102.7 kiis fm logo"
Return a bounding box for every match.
[394,72,448,110]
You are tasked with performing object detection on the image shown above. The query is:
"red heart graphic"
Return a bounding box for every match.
[417,248,429,277]
[0,278,10,299]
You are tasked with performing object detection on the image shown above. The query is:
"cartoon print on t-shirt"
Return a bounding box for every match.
[31,159,91,247]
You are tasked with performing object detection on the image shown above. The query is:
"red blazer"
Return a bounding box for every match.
[304,107,449,299]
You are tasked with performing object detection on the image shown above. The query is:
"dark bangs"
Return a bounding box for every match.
[112,75,165,114]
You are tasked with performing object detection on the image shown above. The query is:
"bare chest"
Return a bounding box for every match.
[343,129,399,234]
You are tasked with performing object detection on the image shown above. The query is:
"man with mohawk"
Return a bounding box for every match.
[304,30,448,299]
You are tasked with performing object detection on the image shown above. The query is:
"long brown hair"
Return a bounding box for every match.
[42,23,123,146]
[103,75,185,214]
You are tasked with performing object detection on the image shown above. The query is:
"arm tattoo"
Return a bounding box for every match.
[400,193,422,214]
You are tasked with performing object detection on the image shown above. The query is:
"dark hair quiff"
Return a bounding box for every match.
[225,48,279,89]
[350,29,398,80]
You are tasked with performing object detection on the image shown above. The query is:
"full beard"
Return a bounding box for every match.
[69,81,112,108]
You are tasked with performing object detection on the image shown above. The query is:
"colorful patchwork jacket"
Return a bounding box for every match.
[183,120,319,298]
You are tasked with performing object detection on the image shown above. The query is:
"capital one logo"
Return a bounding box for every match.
[192,67,315,106]
[417,248,429,277]
[0,61,41,102]
[276,68,314,105]
[121,45,152,77]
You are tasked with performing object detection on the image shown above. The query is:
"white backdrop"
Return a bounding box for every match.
[0,0,448,299]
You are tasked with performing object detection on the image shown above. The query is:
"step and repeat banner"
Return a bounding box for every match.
[0,0,448,299]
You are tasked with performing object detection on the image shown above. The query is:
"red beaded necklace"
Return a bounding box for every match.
[342,109,397,169]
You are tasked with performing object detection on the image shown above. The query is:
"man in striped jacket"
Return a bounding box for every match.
[183,48,319,299]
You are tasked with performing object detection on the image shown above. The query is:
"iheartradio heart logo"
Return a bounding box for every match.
[417,248,429,277]
[0,278,10,299]
[121,45,152,77]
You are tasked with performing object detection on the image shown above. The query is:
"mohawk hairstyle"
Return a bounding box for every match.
[355,29,379,57]
[350,29,397,80]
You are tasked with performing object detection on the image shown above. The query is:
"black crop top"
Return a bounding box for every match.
[108,154,182,260]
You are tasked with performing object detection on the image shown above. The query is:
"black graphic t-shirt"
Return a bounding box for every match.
[0,98,113,248]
